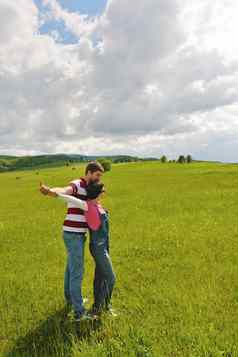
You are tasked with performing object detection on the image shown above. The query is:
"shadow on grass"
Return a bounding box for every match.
[6,306,102,357]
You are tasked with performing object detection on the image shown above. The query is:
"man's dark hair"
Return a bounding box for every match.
[86,182,105,200]
[85,161,104,175]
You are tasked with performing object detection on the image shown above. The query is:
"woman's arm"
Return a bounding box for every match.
[56,193,88,211]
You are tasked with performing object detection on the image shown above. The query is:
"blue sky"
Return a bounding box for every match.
[57,0,107,15]
[34,0,107,43]
[34,0,107,15]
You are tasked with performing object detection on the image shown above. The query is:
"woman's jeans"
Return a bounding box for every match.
[63,231,86,316]
[89,232,116,310]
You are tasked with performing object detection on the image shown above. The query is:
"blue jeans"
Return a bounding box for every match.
[89,232,116,310]
[63,231,86,316]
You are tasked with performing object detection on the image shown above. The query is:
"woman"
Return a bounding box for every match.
[57,182,116,317]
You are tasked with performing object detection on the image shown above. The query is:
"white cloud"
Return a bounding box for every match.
[0,0,238,161]
[42,0,98,37]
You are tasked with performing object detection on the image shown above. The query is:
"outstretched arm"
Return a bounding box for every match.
[39,182,73,197]
[57,193,88,211]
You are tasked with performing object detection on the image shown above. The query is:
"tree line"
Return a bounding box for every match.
[0,154,193,174]
[160,155,193,164]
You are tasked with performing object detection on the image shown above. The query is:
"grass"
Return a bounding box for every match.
[0,161,238,356]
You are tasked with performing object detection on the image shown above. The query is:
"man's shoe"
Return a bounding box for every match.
[74,311,94,322]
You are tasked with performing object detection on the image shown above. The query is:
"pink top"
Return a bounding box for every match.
[84,201,101,231]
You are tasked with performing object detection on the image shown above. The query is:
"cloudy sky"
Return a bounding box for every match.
[0,0,238,161]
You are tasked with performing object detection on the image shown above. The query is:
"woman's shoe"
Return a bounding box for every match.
[105,305,118,317]
[87,305,102,319]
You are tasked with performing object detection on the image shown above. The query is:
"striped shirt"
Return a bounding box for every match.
[63,177,88,233]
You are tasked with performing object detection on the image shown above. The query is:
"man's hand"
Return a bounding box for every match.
[40,182,50,195]
[39,182,57,197]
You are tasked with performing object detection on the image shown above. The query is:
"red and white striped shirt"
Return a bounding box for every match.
[63,177,88,233]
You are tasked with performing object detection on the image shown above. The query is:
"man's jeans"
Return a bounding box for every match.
[89,233,116,310]
[63,231,86,316]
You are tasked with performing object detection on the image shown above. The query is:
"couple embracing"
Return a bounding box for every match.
[40,161,116,321]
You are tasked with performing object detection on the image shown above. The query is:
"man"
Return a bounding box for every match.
[39,161,104,321]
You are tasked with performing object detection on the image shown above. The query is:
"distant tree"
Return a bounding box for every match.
[0,166,7,172]
[160,155,167,163]
[177,155,186,164]
[186,155,192,163]
[98,159,112,172]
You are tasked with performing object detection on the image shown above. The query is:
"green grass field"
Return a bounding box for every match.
[0,162,238,356]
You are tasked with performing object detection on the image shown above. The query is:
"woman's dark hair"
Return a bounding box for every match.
[86,182,105,200]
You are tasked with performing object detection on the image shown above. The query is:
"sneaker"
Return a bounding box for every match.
[74,311,94,322]
[87,305,102,319]
[105,306,118,317]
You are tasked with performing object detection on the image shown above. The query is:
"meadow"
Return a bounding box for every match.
[0,161,237,356]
